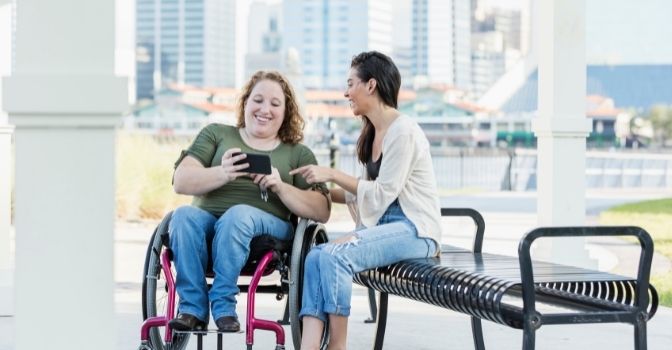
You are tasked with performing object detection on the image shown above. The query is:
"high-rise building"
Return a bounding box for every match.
[282,0,393,89]
[494,8,522,52]
[412,0,472,91]
[471,31,505,97]
[247,1,282,55]
[135,0,236,102]
[391,0,414,87]
[245,0,283,79]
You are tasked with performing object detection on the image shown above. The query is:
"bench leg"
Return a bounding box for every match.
[373,292,388,350]
[470,317,485,350]
[522,324,535,350]
[365,288,377,323]
[634,318,647,350]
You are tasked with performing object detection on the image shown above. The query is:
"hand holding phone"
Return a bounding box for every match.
[232,152,272,175]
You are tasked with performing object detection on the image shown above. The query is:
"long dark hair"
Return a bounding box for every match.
[351,51,401,164]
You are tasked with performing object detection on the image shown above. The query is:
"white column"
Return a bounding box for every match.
[0,122,13,317]
[2,1,127,349]
[0,0,14,316]
[531,0,594,267]
[0,122,13,316]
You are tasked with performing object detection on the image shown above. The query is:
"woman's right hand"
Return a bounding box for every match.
[289,164,334,184]
[220,148,250,183]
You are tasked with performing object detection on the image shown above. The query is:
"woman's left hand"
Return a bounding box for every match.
[252,167,285,194]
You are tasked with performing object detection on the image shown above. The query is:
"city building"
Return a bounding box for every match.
[502,65,672,113]
[412,0,472,91]
[490,65,672,148]
[398,85,493,147]
[471,31,506,98]
[244,0,283,78]
[135,0,237,102]
[493,7,522,52]
[281,0,393,89]
[390,0,414,87]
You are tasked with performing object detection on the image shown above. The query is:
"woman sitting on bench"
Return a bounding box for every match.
[290,51,442,350]
[168,71,330,333]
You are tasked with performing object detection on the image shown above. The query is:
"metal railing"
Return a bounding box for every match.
[124,122,672,191]
[315,147,672,191]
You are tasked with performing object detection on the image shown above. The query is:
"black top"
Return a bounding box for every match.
[367,154,383,180]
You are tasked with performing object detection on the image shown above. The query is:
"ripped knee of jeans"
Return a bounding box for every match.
[325,232,361,254]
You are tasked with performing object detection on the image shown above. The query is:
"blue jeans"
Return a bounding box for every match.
[169,204,293,322]
[299,200,437,322]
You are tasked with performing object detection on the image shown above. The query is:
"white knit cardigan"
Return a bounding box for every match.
[345,115,442,255]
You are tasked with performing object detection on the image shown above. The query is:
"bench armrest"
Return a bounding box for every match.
[441,208,485,253]
[517,226,655,321]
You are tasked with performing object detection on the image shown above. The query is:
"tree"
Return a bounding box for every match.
[648,105,672,147]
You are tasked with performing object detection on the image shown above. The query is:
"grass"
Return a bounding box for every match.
[599,198,672,307]
[606,198,672,215]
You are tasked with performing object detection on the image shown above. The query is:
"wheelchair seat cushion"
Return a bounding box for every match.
[246,234,293,266]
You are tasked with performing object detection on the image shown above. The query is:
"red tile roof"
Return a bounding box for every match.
[188,102,236,113]
[304,103,353,118]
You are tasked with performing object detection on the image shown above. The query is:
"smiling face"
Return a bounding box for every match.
[243,79,286,139]
[344,68,370,116]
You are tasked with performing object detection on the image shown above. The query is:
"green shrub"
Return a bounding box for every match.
[116,132,191,220]
[652,274,672,306]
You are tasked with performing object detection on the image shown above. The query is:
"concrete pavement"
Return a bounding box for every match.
[114,211,672,350]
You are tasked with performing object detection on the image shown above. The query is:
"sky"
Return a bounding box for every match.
[585,0,672,65]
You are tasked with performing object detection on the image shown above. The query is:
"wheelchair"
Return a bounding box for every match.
[137,211,330,350]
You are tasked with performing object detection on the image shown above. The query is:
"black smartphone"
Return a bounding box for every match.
[232,152,272,174]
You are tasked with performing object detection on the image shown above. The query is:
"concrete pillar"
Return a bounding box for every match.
[0,122,13,317]
[531,0,594,267]
[0,0,14,316]
[0,121,13,317]
[2,1,127,349]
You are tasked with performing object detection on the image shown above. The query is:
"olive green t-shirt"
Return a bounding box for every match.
[175,124,327,220]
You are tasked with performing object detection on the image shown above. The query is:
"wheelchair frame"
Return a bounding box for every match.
[137,211,330,350]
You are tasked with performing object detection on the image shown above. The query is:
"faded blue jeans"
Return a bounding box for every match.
[299,200,437,322]
[169,204,293,322]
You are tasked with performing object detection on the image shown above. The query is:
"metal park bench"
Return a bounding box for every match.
[353,208,659,350]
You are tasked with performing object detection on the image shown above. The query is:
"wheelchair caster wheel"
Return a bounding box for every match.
[137,343,153,350]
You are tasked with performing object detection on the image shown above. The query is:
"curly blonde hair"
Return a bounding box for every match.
[236,71,304,144]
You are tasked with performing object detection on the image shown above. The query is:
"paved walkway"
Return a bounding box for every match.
[115,210,671,350]
[1,190,671,349]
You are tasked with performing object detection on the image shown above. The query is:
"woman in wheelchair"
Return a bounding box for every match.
[168,71,330,333]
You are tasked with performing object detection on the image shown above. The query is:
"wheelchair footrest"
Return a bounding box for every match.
[174,329,245,334]
[173,329,245,350]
